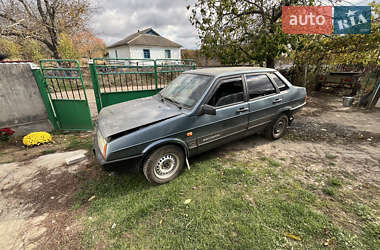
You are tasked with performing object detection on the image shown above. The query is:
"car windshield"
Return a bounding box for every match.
[159,73,211,108]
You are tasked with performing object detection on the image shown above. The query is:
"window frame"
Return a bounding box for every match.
[243,73,280,101]
[204,75,247,109]
[165,49,171,59]
[143,49,151,59]
[267,72,289,92]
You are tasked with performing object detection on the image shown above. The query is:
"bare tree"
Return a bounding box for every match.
[0,0,92,58]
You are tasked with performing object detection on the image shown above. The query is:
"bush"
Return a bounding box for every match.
[0,128,15,141]
[22,131,52,146]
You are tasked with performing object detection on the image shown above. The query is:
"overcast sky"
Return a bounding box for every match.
[91,0,198,49]
[90,0,376,49]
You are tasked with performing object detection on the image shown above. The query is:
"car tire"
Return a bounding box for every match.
[143,145,185,184]
[264,114,288,140]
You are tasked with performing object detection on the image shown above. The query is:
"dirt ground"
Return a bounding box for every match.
[0,92,379,249]
[0,150,92,250]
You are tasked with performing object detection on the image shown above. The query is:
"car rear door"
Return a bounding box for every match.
[244,73,283,132]
[194,76,249,151]
[267,72,291,102]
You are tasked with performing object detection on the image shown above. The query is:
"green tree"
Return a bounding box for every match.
[188,0,344,67]
[57,33,79,59]
[0,38,21,59]
[324,2,380,67]
[288,2,380,88]
[189,0,326,67]
[21,39,46,62]
[293,2,380,68]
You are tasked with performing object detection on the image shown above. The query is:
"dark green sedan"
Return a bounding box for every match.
[94,67,307,184]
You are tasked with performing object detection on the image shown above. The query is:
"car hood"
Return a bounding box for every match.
[97,96,183,138]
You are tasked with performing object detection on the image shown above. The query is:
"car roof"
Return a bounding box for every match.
[185,67,277,77]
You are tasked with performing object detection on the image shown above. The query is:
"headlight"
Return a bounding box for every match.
[97,131,107,158]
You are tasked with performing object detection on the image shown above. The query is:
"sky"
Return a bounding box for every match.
[90,0,376,50]
[91,0,199,49]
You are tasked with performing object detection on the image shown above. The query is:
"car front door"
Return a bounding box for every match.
[193,76,249,152]
[244,73,283,133]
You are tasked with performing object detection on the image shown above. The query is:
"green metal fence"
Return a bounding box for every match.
[39,59,93,131]
[90,58,196,112]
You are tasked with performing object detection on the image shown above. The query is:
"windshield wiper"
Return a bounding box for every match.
[163,96,182,109]
[158,92,165,103]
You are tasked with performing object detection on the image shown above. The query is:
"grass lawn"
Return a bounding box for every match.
[74,148,379,249]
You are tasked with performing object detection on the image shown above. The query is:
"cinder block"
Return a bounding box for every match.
[65,154,87,165]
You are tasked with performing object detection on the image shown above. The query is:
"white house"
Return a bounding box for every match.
[107,28,182,63]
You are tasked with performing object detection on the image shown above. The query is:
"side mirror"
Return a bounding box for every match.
[201,104,216,115]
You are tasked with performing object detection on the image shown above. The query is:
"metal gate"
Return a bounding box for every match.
[89,58,196,112]
[38,59,93,131]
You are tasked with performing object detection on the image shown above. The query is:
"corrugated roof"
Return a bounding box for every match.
[108,28,182,48]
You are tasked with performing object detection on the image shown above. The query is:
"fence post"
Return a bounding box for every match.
[31,65,60,131]
[154,60,158,89]
[89,59,102,112]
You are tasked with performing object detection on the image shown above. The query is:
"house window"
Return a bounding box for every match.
[143,49,150,59]
[165,49,171,59]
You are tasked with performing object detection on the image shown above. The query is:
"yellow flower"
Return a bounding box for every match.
[22,131,52,146]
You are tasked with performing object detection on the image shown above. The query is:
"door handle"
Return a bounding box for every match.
[273,98,282,103]
[236,107,249,113]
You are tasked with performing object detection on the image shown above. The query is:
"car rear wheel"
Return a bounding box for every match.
[143,145,185,184]
[265,114,288,140]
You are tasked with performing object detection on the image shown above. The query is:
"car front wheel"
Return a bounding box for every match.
[265,114,289,140]
[143,145,185,184]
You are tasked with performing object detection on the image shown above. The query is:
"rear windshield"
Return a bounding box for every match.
[160,73,211,108]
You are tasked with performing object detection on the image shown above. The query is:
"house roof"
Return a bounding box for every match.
[108,28,182,49]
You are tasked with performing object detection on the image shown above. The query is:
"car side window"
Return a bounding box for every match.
[269,73,289,91]
[246,74,276,99]
[207,79,244,107]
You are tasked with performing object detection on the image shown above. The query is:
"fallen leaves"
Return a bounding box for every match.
[324,238,333,246]
[285,233,302,241]
[88,195,96,202]
[184,199,192,204]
